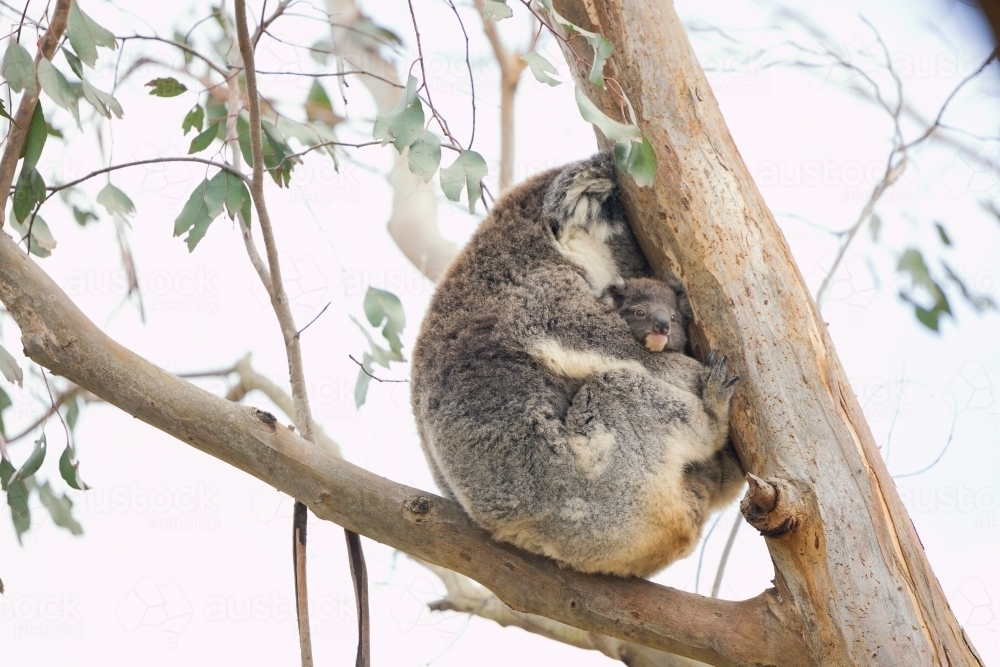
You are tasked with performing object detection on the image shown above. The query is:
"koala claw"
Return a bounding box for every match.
[702,351,739,402]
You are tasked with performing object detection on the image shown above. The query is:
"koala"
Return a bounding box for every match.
[603,276,692,353]
[411,153,745,578]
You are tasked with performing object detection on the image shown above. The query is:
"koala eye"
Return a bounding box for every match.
[670,313,676,322]
[634,308,646,317]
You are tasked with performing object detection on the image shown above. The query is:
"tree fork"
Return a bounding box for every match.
[552,0,983,665]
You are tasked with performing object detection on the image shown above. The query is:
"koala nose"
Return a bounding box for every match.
[652,311,671,332]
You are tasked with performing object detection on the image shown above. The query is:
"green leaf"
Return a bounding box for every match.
[869,214,882,242]
[2,41,36,95]
[305,80,338,125]
[146,77,187,97]
[182,105,205,135]
[236,114,254,166]
[482,0,513,20]
[539,0,613,87]
[217,170,250,224]
[0,343,23,387]
[309,39,333,65]
[619,134,657,187]
[0,99,17,127]
[11,435,46,484]
[62,47,84,79]
[81,80,124,119]
[73,206,99,226]
[9,212,56,257]
[942,261,997,312]
[96,183,135,221]
[575,86,640,143]
[0,386,10,437]
[12,168,46,225]
[354,352,374,408]
[373,75,424,152]
[363,287,406,353]
[440,149,488,214]
[173,175,226,251]
[897,248,951,332]
[46,122,63,138]
[37,58,81,126]
[20,104,47,174]
[188,121,220,153]
[407,131,441,182]
[521,52,560,86]
[38,481,83,535]
[934,222,952,246]
[65,396,80,431]
[67,3,117,68]
[2,456,31,543]
[58,445,89,491]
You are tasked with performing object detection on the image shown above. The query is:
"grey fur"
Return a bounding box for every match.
[411,153,744,577]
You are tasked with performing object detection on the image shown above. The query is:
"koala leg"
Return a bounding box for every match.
[684,440,746,516]
[537,367,733,577]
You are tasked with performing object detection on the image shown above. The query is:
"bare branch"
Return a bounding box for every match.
[416,558,710,667]
[709,515,740,599]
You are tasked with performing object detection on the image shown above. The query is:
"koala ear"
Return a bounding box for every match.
[600,276,627,307]
[666,278,693,319]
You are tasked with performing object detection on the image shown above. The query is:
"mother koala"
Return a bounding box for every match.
[410,153,744,577]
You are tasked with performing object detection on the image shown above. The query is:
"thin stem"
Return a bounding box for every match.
[711,515,741,599]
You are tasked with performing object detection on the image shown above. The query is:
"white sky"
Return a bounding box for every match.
[1,0,998,664]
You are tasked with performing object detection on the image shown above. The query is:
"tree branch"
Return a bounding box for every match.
[0,229,809,667]
[415,559,710,667]
[0,0,71,227]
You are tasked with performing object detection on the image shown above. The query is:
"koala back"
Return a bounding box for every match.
[411,154,742,577]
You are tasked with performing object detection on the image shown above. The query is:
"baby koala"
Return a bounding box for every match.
[602,276,692,352]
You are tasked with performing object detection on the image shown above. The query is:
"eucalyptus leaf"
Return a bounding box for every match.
[67,3,117,68]
[96,183,135,221]
[0,343,23,387]
[2,41,36,95]
[354,352,374,408]
[407,131,441,182]
[373,75,424,152]
[58,444,90,491]
[482,0,513,21]
[0,386,11,436]
[9,213,56,257]
[37,58,81,126]
[521,52,560,86]
[62,47,84,79]
[12,167,46,223]
[11,435,46,483]
[620,134,657,187]
[146,77,187,97]
[182,105,205,134]
[20,102,46,173]
[934,222,952,246]
[0,100,16,126]
[305,80,338,125]
[82,80,123,119]
[575,86,640,143]
[38,481,83,535]
[173,175,226,251]
[188,121,220,154]
[439,149,488,214]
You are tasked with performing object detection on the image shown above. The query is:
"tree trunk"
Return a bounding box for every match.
[553,1,984,665]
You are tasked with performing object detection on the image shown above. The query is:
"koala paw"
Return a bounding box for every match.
[702,351,739,419]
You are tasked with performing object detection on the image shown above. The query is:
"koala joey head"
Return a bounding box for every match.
[602,277,691,352]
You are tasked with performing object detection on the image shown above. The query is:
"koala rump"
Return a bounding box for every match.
[411,153,744,577]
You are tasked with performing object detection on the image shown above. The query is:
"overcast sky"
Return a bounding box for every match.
[2,0,997,664]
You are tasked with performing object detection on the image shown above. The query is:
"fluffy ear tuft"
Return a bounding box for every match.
[599,276,627,307]
[542,152,627,242]
[666,277,693,319]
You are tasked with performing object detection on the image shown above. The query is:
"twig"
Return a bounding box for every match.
[296,302,330,338]
[348,354,408,383]
[445,0,476,149]
[233,3,318,664]
[44,157,249,196]
[406,0,463,150]
[693,513,723,595]
[118,35,230,76]
[710,514,741,599]
[892,404,958,479]
[255,68,403,88]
